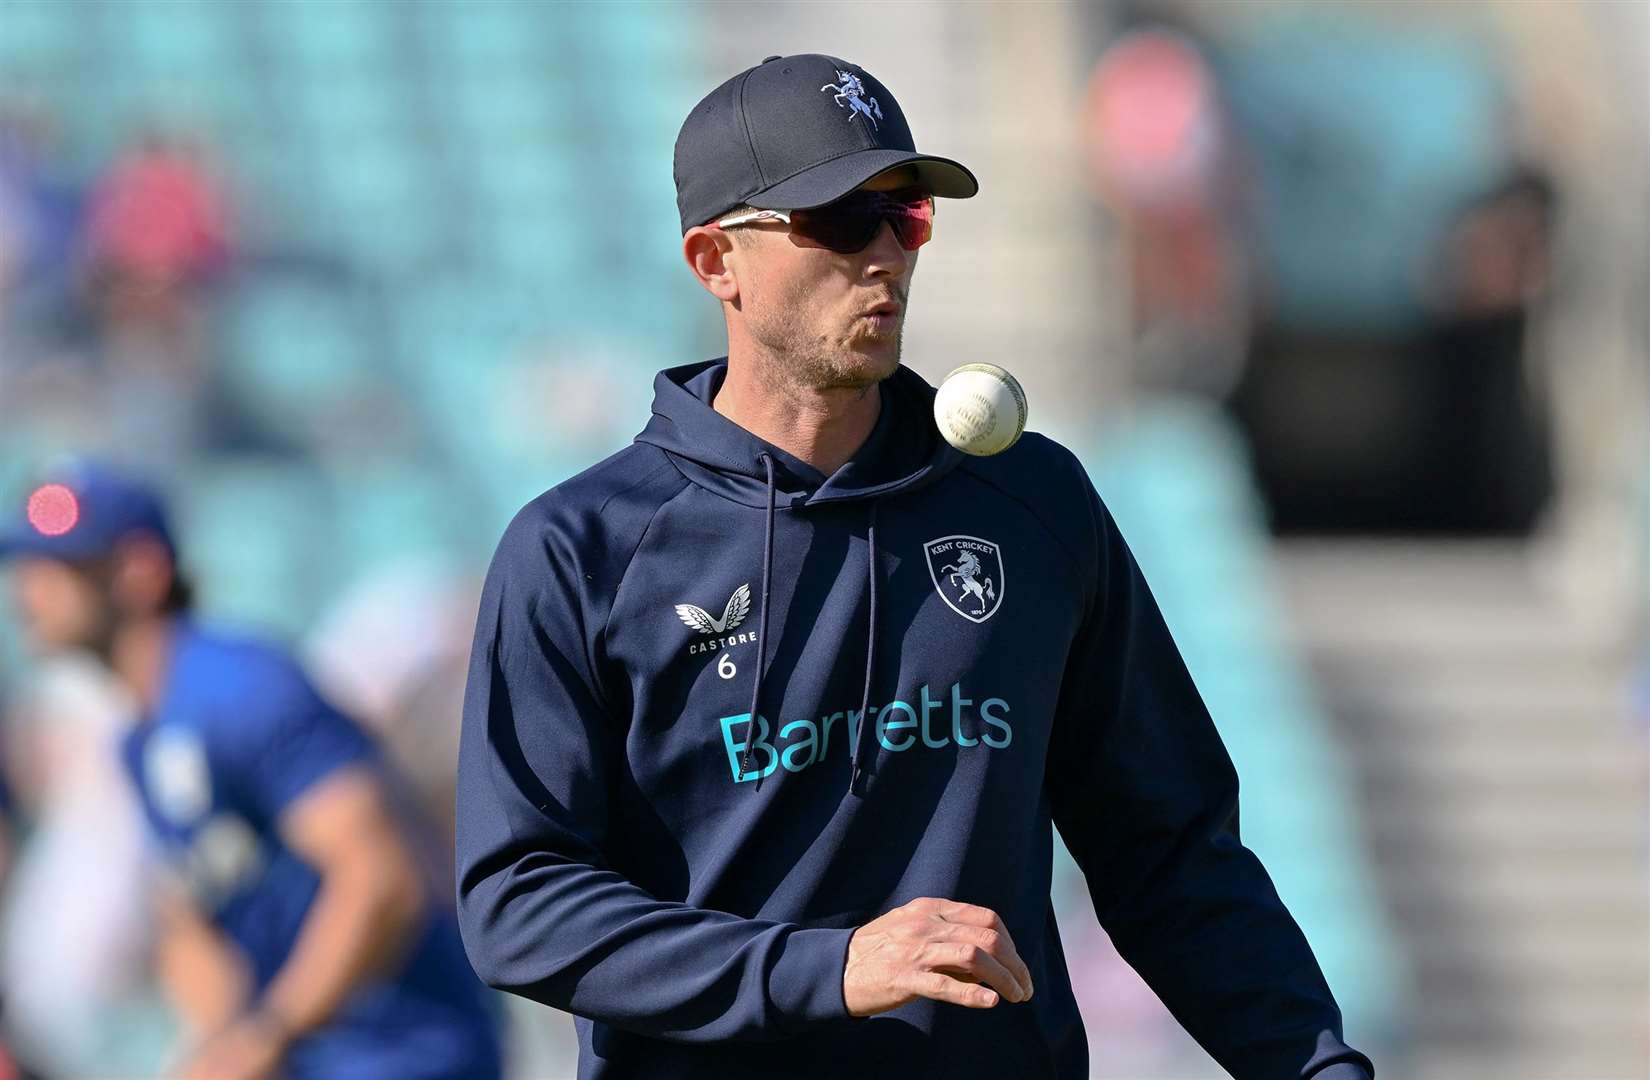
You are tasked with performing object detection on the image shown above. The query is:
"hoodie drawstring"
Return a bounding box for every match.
[737,454,881,798]
[740,453,778,789]
[848,501,879,797]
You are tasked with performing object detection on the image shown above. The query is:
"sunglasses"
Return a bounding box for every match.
[714,186,935,254]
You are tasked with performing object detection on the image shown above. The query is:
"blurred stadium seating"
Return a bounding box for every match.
[0,0,704,633]
[34,0,1635,1076]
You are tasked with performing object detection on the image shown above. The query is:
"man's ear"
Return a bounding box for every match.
[683,226,741,303]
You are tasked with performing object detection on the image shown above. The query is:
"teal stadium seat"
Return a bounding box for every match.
[385,273,625,524]
[284,71,409,147]
[0,1,77,76]
[563,0,686,63]
[221,279,375,437]
[314,136,445,269]
[102,0,249,126]
[253,0,395,73]
[417,0,549,70]
[104,0,239,73]
[323,461,484,578]
[386,276,531,451]
[176,459,335,637]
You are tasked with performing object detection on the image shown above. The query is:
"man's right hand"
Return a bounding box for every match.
[842,897,1035,1016]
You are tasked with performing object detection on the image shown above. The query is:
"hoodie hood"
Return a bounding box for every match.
[634,359,964,508]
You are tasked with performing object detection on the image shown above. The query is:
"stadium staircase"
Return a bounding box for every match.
[1278,540,1650,1080]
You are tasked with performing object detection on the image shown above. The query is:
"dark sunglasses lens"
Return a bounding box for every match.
[793,206,882,253]
[794,190,934,253]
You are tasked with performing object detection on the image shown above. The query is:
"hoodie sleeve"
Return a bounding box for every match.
[1045,464,1375,1080]
[454,499,855,1042]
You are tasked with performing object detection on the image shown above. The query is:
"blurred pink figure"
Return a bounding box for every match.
[83,131,230,293]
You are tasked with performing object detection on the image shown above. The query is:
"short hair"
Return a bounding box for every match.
[709,206,765,249]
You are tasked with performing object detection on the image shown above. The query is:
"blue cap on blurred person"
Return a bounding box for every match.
[673,53,978,233]
[0,459,176,563]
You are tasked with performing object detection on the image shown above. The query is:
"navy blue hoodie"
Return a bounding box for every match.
[455,360,1374,1079]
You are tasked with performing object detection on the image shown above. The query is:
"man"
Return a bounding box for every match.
[0,461,501,1079]
[456,53,1374,1079]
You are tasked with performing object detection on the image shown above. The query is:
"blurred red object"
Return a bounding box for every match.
[84,136,229,287]
[1084,28,1219,207]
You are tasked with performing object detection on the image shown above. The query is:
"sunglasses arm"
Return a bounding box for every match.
[714,208,793,229]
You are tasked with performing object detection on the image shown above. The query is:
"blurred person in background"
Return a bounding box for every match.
[80,126,230,342]
[1083,25,1253,401]
[1,119,234,480]
[0,99,81,345]
[76,127,231,476]
[456,52,1373,1080]
[0,99,100,458]
[1205,9,1562,535]
[0,460,501,1080]
[1415,164,1558,533]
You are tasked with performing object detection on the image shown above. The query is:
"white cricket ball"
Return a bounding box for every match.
[933,363,1027,456]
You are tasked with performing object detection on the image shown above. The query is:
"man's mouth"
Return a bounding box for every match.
[858,299,903,334]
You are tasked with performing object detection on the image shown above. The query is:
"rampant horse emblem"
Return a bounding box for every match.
[923,536,1005,624]
[675,583,752,635]
[822,69,884,129]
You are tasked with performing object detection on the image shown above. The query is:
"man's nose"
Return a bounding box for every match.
[862,219,911,279]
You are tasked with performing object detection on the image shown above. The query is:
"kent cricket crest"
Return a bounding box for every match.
[924,535,1005,624]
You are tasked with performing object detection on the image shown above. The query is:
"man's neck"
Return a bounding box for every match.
[108,615,175,713]
[713,355,883,477]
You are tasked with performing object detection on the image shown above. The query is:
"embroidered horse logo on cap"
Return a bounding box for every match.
[822,70,883,129]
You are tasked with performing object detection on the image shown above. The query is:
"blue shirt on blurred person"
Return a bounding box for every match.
[120,620,501,1079]
[0,460,501,1080]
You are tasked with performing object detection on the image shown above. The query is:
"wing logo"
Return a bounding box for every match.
[675,583,752,636]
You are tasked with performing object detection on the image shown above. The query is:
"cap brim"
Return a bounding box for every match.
[0,527,118,563]
[746,149,978,211]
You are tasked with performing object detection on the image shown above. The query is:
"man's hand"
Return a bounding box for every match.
[175,1010,290,1080]
[843,897,1035,1016]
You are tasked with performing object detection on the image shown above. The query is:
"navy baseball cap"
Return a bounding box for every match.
[0,460,175,563]
[674,53,978,233]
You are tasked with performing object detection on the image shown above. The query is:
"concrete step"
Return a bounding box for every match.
[1275,540,1648,1076]
[1379,857,1650,910]
[1277,543,1620,663]
[1358,735,1646,776]
[1402,925,1648,982]
[1365,802,1647,851]
[1344,735,1635,771]
[1359,746,1645,787]
[1322,671,1633,722]
[1412,1046,1650,1080]
[1399,989,1643,1048]
[1296,625,1621,667]
[1374,857,1647,898]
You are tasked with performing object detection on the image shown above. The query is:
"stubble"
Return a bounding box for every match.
[745,281,907,395]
